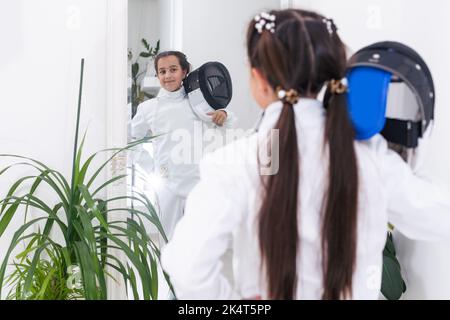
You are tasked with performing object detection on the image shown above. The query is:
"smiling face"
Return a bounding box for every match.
[156,55,187,92]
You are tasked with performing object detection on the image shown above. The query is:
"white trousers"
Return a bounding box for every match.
[155,184,186,300]
[156,183,186,245]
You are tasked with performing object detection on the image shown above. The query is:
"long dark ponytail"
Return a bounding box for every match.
[247,9,358,299]
[322,88,358,299]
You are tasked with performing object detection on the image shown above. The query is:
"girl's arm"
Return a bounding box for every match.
[128,101,155,172]
[207,109,237,128]
[221,109,236,129]
[161,143,247,299]
[373,135,450,241]
[130,101,153,139]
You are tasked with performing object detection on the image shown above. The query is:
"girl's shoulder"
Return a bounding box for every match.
[138,97,158,111]
[355,134,392,162]
[355,134,407,181]
[356,134,386,154]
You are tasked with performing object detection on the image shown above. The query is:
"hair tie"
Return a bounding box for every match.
[276,87,299,105]
[254,12,276,34]
[322,18,337,35]
[328,78,348,95]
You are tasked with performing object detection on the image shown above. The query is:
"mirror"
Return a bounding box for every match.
[127,0,285,228]
[126,0,285,299]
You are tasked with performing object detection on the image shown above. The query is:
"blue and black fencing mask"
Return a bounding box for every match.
[346,41,435,149]
[183,61,233,122]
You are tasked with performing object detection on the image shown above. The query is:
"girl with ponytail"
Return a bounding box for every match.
[161,9,450,300]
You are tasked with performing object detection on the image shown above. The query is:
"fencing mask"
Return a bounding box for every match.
[183,61,233,122]
[346,41,435,148]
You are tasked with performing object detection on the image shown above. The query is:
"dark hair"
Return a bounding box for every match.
[247,9,358,299]
[154,50,191,75]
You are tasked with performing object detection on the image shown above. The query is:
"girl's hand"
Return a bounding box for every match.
[207,110,227,126]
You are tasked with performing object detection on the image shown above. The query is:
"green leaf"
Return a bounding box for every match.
[85,143,144,190]
[0,199,20,238]
[154,40,160,55]
[105,234,152,299]
[141,38,149,50]
[0,172,30,214]
[35,266,56,299]
[25,171,50,223]
[74,205,96,246]
[4,193,67,234]
[127,265,140,300]
[78,185,109,232]
[0,155,71,196]
[91,174,127,198]
[150,252,158,299]
[74,241,99,300]
[21,241,53,298]
[66,60,85,247]
[75,132,92,187]
[132,63,139,79]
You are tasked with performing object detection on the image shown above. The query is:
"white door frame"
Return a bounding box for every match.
[105,0,128,300]
[169,0,184,50]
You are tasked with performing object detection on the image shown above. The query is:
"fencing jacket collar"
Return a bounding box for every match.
[257,98,325,134]
[157,86,187,101]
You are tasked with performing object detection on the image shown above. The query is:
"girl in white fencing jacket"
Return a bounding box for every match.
[161,10,450,299]
[131,51,234,242]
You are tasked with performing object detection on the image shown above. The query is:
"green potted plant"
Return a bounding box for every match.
[0,59,172,300]
[129,38,160,117]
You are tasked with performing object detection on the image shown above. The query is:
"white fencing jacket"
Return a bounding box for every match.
[130,86,234,198]
[161,98,450,299]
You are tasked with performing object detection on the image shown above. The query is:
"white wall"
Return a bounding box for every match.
[128,0,160,77]
[293,0,450,299]
[0,0,128,298]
